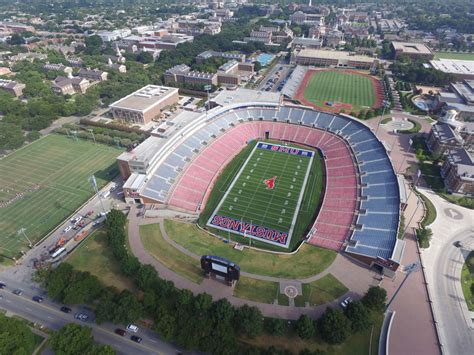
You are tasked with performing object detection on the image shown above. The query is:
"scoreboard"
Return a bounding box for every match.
[200,255,240,285]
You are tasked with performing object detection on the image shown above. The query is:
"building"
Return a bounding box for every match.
[430,59,474,81]
[437,80,474,121]
[164,64,217,87]
[43,63,73,75]
[0,21,35,33]
[426,123,465,155]
[196,50,246,64]
[391,42,434,60]
[291,49,377,70]
[290,11,324,26]
[441,148,474,195]
[78,68,108,82]
[96,29,131,42]
[0,79,25,97]
[216,60,254,86]
[109,85,179,125]
[244,30,272,44]
[52,76,90,95]
[291,37,322,49]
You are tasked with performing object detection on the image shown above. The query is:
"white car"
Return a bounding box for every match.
[63,226,72,233]
[74,216,82,225]
[126,324,139,333]
[340,296,352,309]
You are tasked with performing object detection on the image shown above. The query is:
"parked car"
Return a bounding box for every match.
[12,289,23,296]
[0,282,6,289]
[110,184,118,192]
[32,296,44,303]
[115,329,126,336]
[130,335,142,343]
[60,306,72,313]
[63,226,72,233]
[74,313,88,321]
[340,296,352,309]
[126,324,139,333]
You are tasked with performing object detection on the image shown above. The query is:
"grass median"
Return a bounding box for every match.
[139,223,203,284]
[234,277,279,304]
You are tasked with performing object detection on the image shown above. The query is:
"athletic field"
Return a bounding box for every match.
[295,69,383,113]
[207,142,318,248]
[434,52,474,61]
[0,135,120,258]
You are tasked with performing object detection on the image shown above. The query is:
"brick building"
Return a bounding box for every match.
[441,148,474,195]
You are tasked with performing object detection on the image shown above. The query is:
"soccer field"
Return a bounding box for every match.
[0,135,120,258]
[299,70,379,112]
[207,142,317,248]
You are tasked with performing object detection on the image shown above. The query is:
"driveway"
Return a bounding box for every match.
[419,189,474,354]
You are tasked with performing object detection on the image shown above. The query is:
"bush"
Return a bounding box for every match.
[416,227,432,248]
[264,318,286,336]
[344,301,372,332]
[26,131,41,142]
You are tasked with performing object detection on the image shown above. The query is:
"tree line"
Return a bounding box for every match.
[36,209,388,354]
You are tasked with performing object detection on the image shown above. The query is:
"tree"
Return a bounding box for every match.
[344,301,372,332]
[264,318,285,336]
[8,33,25,45]
[137,51,153,64]
[318,307,351,344]
[0,123,25,150]
[295,315,315,340]
[26,131,41,142]
[362,286,387,311]
[0,313,36,355]
[234,305,263,338]
[112,290,144,324]
[49,323,100,355]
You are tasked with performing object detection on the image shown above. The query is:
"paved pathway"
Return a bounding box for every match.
[128,206,379,319]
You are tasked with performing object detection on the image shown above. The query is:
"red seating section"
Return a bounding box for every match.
[168,117,359,251]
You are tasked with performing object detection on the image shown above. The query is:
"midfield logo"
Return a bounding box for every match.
[263,176,277,190]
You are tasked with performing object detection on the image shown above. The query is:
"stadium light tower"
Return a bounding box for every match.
[89,175,107,217]
[375,100,391,136]
[17,228,32,248]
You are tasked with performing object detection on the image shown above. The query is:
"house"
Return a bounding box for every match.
[43,63,73,75]
[78,68,108,82]
[52,76,90,95]
[0,79,25,97]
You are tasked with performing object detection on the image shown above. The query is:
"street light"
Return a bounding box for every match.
[88,129,96,144]
[18,228,32,248]
[89,175,107,217]
[375,100,391,136]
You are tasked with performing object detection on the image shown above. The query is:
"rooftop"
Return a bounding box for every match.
[296,49,375,63]
[211,88,281,107]
[392,41,433,55]
[430,59,474,76]
[109,85,178,112]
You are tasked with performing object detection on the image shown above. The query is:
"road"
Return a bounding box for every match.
[0,180,184,354]
[0,275,180,355]
[419,190,474,355]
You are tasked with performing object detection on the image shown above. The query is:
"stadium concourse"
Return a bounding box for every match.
[120,102,404,272]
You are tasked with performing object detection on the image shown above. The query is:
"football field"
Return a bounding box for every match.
[207,142,315,248]
[0,135,120,258]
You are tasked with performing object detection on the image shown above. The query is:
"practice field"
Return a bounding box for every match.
[207,141,316,249]
[434,52,474,61]
[295,69,383,113]
[0,135,120,258]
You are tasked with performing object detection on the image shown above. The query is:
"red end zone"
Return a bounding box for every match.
[294,69,384,114]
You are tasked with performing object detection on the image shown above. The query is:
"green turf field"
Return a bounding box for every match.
[303,71,376,110]
[207,141,317,249]
[434,52,474,61]
[0,135,120,258]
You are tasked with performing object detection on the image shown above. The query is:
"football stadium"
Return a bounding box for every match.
[118,92,404,275]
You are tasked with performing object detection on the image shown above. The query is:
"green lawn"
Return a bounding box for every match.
[434,52,474,61]
[199,140,324,251]
[165,219,336,279]
[139,223,203,284]
[303,71,376,111]
[234,276,279,304]
[67,229,135,292]
[461,251,474,311]
[301,274,348,307]
[0,135,120,258]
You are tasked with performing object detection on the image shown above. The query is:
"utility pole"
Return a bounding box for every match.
[18,228,32,248]
[89,175,107,217]
[385,262,421,311]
